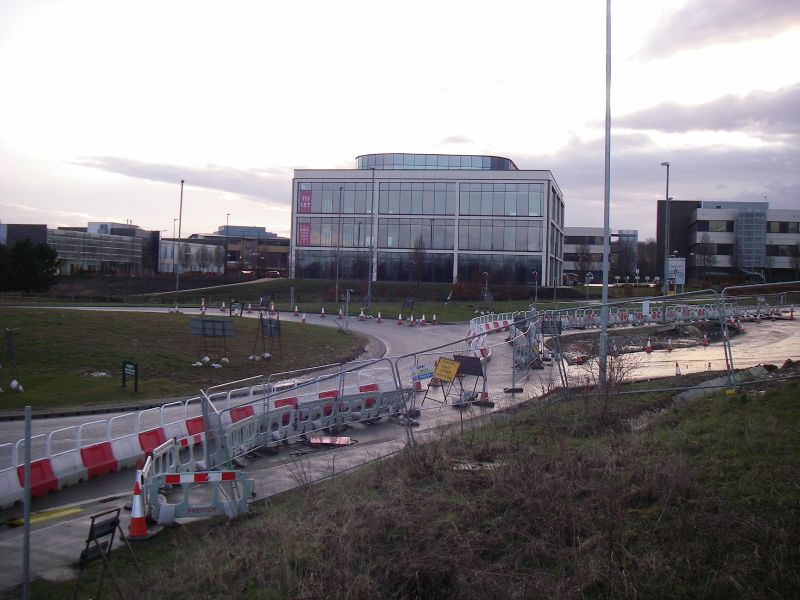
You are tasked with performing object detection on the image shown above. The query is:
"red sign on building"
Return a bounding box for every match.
[298,223,311,246]
[299,190,312,213]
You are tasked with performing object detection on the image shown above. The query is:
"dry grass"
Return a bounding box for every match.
[15,376,800,599]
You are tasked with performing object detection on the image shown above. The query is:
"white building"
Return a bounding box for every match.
[563,227,639,284]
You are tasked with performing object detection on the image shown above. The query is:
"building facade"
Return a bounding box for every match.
[48,228,143,274]
[657,200,800,281]
[563,227,639,284]
[290,153,565,286]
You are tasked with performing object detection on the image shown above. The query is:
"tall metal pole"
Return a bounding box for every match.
[173,179,184,306]
[598,0,612,384]
[335,186,343,303]
[368,167,375,306]
[661,162,670,323]
[22,405,31,600]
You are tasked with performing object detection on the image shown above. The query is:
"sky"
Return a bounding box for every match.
[0,0,798,241]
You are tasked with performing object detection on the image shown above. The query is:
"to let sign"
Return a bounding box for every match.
[298,190,312,213]
[122,360,139,392]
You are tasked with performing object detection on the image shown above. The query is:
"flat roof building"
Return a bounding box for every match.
[290,153,565,288]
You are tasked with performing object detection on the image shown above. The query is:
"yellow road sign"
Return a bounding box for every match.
[433,357,460,383]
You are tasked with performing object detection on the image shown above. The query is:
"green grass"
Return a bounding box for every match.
[9,375,799,598]
[0,308,367,411]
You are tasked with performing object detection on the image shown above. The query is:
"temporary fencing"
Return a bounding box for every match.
[138,436,253,525]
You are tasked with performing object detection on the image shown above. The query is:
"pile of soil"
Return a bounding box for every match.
[549,322,743,365]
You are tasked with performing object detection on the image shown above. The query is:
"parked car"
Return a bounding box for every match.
[265,270,282,279]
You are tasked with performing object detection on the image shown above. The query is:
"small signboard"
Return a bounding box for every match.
[667,257,686,285]
[122,360,138,392]
[261,317,281,338]
[433,357,460,383]
[411,363,434,382]
[453,354,483,377]
[189,318,235,338]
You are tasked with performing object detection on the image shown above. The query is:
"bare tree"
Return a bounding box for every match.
[179,243,192,273]
[214,245,226,274]
[575,243,595,283]
[637,238,657,280]
[694,233,716,285]
[197,245,211,273]
[409,236,426,287]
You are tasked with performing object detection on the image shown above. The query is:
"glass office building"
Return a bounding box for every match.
[290,153,565,286]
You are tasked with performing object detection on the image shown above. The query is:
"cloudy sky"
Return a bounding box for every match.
[1,0,798,240]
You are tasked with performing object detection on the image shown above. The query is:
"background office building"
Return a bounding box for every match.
[563,227,639,283]
[657,200,800,281]
[290,153,565,286]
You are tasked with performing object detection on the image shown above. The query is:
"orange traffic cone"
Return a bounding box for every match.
[320,307,326,318]
[301,313,306,324]
[645,338,652,354]
[667,338,673,352]
[702,333,709,347]
[377,312,383,323]
[420,314,426,326]
[432,314,437,325]
[408,315,415,327]
[127,470,155,541]
[247,303,253,313]
[359,309,366,321]
[293,305,299,316]
[337,307,343,320]
[397,313,403,325]
[220,301,226,312]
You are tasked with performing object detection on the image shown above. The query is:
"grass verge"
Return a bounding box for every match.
[0,308,367,411]
[11,373,800,599]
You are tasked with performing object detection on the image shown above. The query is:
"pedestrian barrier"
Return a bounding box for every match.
[136,436,253,527]
[81,442,118,479]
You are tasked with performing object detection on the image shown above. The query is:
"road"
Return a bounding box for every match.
[0,306,797,591]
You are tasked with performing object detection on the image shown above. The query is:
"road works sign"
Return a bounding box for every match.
[433,357,460,383]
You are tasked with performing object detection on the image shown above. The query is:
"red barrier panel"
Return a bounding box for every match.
[17,459,58,498]
[139,428,167,456]
[318,390,339,399]
[230,406,255,423]
[185,416,205,436]
[80,442,118,479]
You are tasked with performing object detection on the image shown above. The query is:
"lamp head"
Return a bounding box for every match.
[661,161,670,167]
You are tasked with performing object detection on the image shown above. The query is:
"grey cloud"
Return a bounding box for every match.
[440,134,474,145]
[615,83,800,135]
[515,131,799,238]
[640,0,800,59]
[75,156,291,204]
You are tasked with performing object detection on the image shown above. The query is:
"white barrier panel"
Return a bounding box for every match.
[111,434,143,470]
[50,449,87,488]
[0,468,23,509]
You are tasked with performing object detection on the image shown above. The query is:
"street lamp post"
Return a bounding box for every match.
[334,186,343,304]
[532,270,538,306]
[660,161,670,323]
[482,271,489,302]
